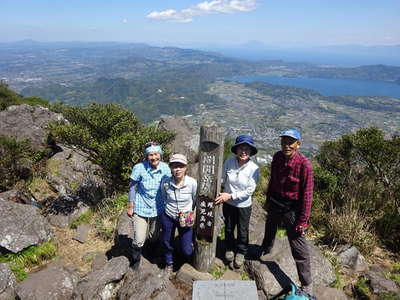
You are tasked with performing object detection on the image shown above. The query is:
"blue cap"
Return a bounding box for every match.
[231,135,258,156]
[280,129,301,140]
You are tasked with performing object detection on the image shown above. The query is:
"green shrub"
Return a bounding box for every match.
[0,241,57,281]
[315,127,400,252]
[48,103,174,190]
[0,136,32,192]
[354,276,372,300]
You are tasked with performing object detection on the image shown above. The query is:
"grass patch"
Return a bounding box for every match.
[277,228,287,238]
[218,225,225,241]
[0,241,57,281]
[209,264,226,279]
[70,210,94,229]
[46,159,62,177]
[240,271,250,280]
[94,194,128,240]
[28,176,56,201]
[354,276,372,300]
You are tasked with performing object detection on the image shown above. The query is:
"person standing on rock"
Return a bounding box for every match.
[215,135,260,269]
[258,129,314,295]
[127,142,171,269]
[160,153,197,274]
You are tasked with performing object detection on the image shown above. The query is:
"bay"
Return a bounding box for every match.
[231,75,400,98]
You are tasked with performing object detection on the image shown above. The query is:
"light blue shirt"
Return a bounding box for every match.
[223,157,260,208]
[129,161,171,217]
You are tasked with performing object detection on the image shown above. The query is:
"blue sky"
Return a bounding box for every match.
[1,0,399,46]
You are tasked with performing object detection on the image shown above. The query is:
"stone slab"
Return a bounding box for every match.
[192,280,258,300]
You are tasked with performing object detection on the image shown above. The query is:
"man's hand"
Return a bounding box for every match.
[214,193,232,204]
[127,207,134,217]
[294,224,308,235]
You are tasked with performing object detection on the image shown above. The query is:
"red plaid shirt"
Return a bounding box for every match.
[267,151,314,226]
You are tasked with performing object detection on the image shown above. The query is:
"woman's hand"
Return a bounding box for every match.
[214,192,232,204]
[127,206,134,217]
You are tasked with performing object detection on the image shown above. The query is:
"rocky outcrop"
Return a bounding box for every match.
[0,190,34,205]
[0,104,66,150]
[365,270,399,295]
[0,199,53,253]
[245,237,336,297]
[176,263,214,285]
[336,245,369,272]
[118,258,178,300]
[15,260,79,300]
[73,256,130,300]
[0,263,16,300]
[158,116,199,178]
[45,145,104,199]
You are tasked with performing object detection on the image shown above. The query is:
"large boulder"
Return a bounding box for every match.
[245,237,336,296]
[118,258,179,300]
[46,145,105,199]
[158,116,199,178]
[0,104,66,150]
[336,245,369,273]
[0,190,33,205]
[15,260,79,300]
[73,256,130,300]
[0,263,17,300]
[314,285,348,300]
[0,199,53,253]
[365,270,399,295]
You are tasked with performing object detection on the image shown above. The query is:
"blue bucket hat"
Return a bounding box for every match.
[231,135,258,156]
[280,129,301,140]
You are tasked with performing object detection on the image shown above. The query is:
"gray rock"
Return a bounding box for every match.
[15,260,79,300]
[219,269,242,280]
[0,199,53,253]
[46,145,105,200]
[73,224,91,243]
[158,116,199,178]
[0,190,34,205]
[336,245,369,272]
[0,104,66,150]
[365,271,399,294]
[73,256,130,300]
[91,253,108,271]
[0,263,17,300]
[245,237,336,296]
[46,199,89,228]
[111,213,134,258]
[176,263,214,285]
[118,258,175,300]
[314,285,348,300]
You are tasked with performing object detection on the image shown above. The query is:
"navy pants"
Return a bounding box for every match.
[223,203,252,255]
[160,211,193,265]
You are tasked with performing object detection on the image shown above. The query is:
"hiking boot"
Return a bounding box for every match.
[225,250,235,262]
[234,253,245,269]
[300,284,313,297]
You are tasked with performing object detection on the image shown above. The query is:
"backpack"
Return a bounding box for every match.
[271,283,316,300]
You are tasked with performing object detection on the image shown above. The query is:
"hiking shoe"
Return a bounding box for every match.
[300,284,313,297]
[225,251,235,262]
[234,253,245,269]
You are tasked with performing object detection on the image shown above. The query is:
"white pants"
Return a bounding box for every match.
[132,214,160,247]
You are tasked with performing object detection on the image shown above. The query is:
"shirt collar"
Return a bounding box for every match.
[170,176,187,189]
[144,160,162,173]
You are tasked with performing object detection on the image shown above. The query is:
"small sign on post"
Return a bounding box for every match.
[194,125,225,272]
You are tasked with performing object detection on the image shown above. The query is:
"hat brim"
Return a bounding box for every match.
[231,142,258,156]
[169,160,187,165]
[279,134,300,140]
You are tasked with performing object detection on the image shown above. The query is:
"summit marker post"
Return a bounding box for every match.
[193,125,225,272]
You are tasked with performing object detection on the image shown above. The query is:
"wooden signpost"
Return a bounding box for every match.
[193,125,225,272]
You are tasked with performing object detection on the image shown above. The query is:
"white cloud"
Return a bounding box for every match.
[122,18,128,24]
[147,0,257,22]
